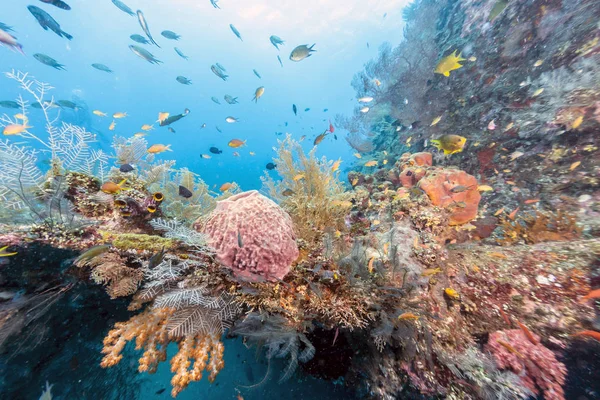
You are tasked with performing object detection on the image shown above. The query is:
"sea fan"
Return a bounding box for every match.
[113,136,151,166]
[164,293,240,338]
[150,218,210,249]
[0,139,44,210]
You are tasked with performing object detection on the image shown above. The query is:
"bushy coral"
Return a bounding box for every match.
[261,134,352,244]
[197,190,298,282]
[486,329,567,399]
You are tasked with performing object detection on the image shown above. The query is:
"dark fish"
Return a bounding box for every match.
[57,100,78,109]
[129,45,162,64]
[39,0,71,10]
[266,162,276,170]
[215,126,222,133]
[334,134,337,140]
[209,147,222,154]
[27,6,72,40]
[178,185,193,198]
[136,10,160,47]
[324,108,328,112]
[155,388,166,395]
[285,122,288,126]
[168,127,175,133]
[119,163,134,173]
[91,63,112,73]
[210,0,220,9]
[409,121,421,129]
[161,30,180,40]
[201,123,206,129]
[174,47,188,60]
[0,101,20,109]
[304,108,310,112]
[269,35,285,50]
[237,231,243,247]
[229,24,242,41]
[224,95,238,104]
[176,76,192,85]
[211,65,228,81]
[211,97,221,105]
[314,131,327,145]
[159,108,190,126]
[275,132,283,136]
[277,55,283,67]
[292,104,297,115]
[130,34,149,44]
[148,247,166,269]
[282,189,294,196]
[112,0,135,16]
[0,22,14,32]
[253,69,261,79]
[34,53,66,70]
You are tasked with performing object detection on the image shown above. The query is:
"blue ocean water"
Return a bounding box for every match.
[0,1,407,398]
[1,0,404,190]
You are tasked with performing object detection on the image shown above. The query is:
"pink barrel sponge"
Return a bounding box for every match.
[197,190,298,282]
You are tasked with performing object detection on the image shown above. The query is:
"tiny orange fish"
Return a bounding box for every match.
[108,120,116,131]
[497,340,524,358]
[524,199,540,204]
[228,139,246,148]
[220,183,234,192]
[101,179,127,194]
[364,160,378,167]
[499,307,512,327]
[148,144,172,154]
[331,159,341,172]
[579,289,600,303]
[367,257,375,273]
[489,252,507,259]
[494,207,505,216]
[398,312,420,321]
[516,320,539,345]
[508,207,519,220]
[572,330,600,342]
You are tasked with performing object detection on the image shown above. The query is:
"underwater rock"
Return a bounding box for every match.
[196,190,298,282]
[418,168,481,225]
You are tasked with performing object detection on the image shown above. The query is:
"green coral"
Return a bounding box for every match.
[100,231,179,252]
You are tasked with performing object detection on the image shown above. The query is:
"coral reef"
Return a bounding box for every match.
[196,190,298,282]
[486,329,567,399]
[261,134,352,244]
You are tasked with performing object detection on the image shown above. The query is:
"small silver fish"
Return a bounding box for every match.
[136,10,160,47]
[289,44,316,62]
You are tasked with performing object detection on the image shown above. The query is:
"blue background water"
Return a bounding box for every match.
[1,1,409,397]
[1,0,407,190]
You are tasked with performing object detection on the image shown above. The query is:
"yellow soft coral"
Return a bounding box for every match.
[261,134,352,244]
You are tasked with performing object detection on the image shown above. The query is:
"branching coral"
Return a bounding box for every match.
[148,168,215,223]
[101,251,240,397]
[261,134,352,244]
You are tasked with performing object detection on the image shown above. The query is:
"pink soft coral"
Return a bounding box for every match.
[197,190,298,282]
[486,329,567,400]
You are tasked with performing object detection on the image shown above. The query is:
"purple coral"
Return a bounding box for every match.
[197,190,298,282]
[486,329,567,400]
